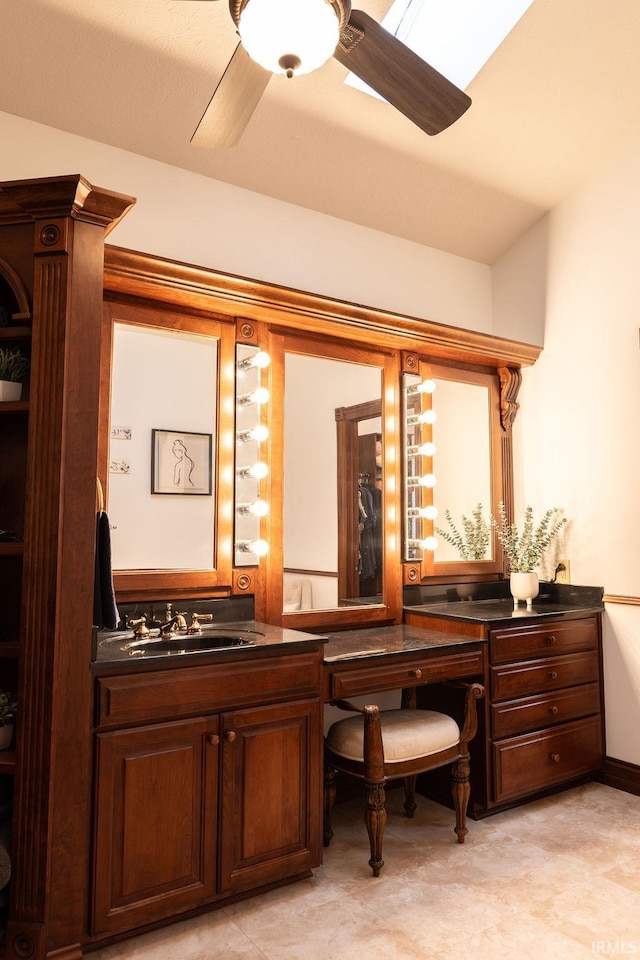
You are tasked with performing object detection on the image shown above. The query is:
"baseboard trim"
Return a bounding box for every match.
[601,756,640,797]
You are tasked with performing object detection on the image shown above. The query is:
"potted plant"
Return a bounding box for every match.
[435,503,490,561]
[0,690,17,750]
[492,501,567,609]
[0,346,30,401]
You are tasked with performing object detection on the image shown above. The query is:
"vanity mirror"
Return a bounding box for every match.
[100,300,236,598]
[403,360,503,580]
[265,334,401,627]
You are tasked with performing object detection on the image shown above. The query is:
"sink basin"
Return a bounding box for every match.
[140,634,257,653]
[122,628,264,656]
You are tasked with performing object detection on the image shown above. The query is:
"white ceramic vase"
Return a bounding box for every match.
[0,724,14,750]
[0,380,22,402]
[509,572,539,611]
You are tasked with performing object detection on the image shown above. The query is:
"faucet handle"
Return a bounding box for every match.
[187,613,213,635]
[129,615,149,639]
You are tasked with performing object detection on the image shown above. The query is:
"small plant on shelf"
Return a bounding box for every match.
[0,346,30,383]
[0,690,17,728]
[435,503,490,560]
[491,501,567,573]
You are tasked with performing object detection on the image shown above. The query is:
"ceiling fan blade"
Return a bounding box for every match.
[191,43,270,149]
[334,9,471,136]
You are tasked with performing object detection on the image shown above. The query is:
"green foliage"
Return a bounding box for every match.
[491,502,567,573]
[0,346,30,383]
[435,503,490,561]
[0,690,17,727]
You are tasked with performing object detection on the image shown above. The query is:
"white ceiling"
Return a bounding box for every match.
[1,0,640,263]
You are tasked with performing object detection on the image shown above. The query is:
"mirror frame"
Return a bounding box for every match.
[99,298,236,601]
[264,331,402,629]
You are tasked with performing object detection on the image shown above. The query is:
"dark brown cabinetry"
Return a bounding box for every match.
[407,607,604,814]
[91,650,323,940]
[0,177,135,960]
[489,616,603,805]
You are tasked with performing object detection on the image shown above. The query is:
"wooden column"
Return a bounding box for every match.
[0,176,134,960]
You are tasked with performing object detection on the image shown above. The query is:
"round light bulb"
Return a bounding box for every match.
[420,536,438,551]
[237,350,271,371]
[237,386,270,407]
[237,500,269,517]
[417,442,436,457]
[238,461,269,480]
[419,474,436,488]
[418,379,436,394]
[419,410,437,425]
[243,425,269,443]
[238,539,269,557]
[239,0,340,77]
[420,505,438,520]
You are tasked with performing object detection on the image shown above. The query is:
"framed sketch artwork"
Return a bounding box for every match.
[151,429,213,495]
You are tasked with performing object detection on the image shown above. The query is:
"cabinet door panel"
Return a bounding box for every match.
[220,698,322,895]
[92,716,218,936]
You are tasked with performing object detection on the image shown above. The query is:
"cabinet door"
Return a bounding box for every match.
[92,716,219,936]
[219,698,322,895]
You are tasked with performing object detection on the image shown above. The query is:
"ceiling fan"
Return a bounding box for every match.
[176,0,471,148]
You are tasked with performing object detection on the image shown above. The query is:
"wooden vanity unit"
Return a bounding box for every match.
[0,173,550,960]
[90,635,324,941]
[405,593,604,815]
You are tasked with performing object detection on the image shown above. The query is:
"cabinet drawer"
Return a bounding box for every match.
[493,715,602,803]
[491,682,600,739]
[491,650,599,701]
[329,649,484,700]
[491,617,598,665]
[96,652,322,728]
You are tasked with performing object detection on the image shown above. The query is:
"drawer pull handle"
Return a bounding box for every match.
[548,671,558,680]
[545,635,556,645]
[225,730,237,743]
[551,753,561,763]
[549,705,558,715]
[410,669,423,679]
[207,733,220,745]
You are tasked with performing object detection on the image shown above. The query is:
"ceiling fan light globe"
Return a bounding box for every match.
[239,0,340,76]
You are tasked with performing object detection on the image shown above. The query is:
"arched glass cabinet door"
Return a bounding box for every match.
[264,332,402,629]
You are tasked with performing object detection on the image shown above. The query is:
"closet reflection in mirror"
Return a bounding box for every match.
[283,353,383,612]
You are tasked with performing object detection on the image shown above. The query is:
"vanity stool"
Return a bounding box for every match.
[323,681,484,876]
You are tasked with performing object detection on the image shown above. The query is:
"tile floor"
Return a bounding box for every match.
[90,782,640,960]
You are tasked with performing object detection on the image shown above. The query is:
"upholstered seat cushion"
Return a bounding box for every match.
[326,709,460,764]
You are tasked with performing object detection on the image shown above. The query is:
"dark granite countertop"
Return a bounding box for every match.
[323,624,485,662]
[405,592,603,626]
[94,620,327,665]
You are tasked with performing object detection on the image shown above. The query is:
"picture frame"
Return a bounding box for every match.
[151,429,213,495]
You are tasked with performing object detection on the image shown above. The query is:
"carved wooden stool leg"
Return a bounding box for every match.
[365,780,386,876]
[451,751,470,843]
[323,763,336,847]
[403,774,417,818]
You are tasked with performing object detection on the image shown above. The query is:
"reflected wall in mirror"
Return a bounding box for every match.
[432,377,492,563]
[282,351,383,613]
[107,321,218,572]
[403,360,502,578]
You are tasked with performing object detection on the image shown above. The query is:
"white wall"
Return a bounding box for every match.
[499,133,640,765]
[0,111,493,334]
